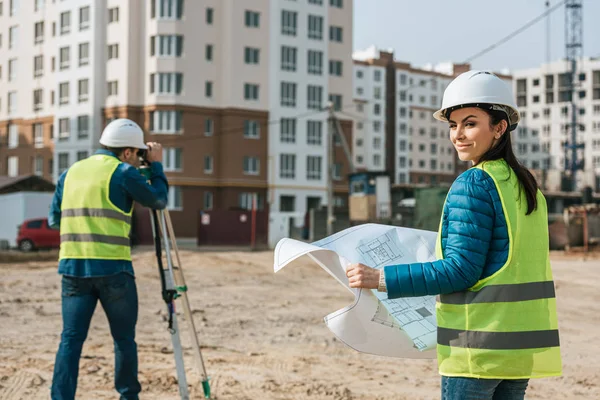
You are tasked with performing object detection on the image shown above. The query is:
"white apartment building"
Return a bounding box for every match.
[512,57,600,191]
[0,0,354,238]
[351,47,476,186]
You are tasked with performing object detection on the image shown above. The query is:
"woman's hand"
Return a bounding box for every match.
[346,263,381,289]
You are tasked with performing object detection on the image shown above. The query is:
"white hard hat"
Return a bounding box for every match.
[433,70,520,131]
[99,118,148,149]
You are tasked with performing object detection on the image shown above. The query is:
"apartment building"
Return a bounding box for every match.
[352,47,481,185]
[0,0,354,238]
[512,57,600,191]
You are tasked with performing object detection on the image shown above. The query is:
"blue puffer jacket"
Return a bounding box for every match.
[384,167,510,298]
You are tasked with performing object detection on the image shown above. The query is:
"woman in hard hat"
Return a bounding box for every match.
[345,70,562,400]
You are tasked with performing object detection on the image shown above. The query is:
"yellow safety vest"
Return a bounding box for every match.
[59,154,133,261]
[435,159,562,379]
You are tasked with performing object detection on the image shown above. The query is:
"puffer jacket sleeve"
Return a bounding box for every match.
[384,168,495,299]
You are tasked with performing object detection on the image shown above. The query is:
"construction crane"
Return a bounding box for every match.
[564,0,584,191]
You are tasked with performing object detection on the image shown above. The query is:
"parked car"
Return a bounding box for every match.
[16,218,60,252]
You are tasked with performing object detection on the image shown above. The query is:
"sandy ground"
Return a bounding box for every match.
[0,249,599,400]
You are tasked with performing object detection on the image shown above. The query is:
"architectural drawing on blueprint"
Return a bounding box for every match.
[358,232,404,268]
[372,297,437,351]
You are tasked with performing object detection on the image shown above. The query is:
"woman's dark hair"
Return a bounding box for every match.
[475,108,539,215]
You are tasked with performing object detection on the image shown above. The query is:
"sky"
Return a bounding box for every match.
[353,0,600,73]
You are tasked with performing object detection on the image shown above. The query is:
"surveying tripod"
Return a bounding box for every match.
[149,208,211,399]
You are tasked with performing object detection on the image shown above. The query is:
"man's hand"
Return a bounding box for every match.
[346,263,380,289]
[145,142,163,163]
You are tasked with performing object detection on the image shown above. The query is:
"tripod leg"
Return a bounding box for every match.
[163,210,212,399]
[150,209,190,400]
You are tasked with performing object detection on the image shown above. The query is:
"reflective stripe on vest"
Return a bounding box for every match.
[59,154,133,261]
[435,159,562,380]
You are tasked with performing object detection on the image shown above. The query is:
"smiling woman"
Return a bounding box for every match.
[345,70,562,400]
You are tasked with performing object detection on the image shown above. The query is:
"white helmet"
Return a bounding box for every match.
[433,70,520,131]
[99,118,148,149]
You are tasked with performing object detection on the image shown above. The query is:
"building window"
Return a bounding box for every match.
[206,7,213,24]
[8,124,18,148]
[33,123,43,148]
[245,10,260,27]
[59,46,70,69]
[204,118,213,136]
[9,0,18,15]
[59,82,69,104]
[57,153,69,175]
[205,81,213,98]
[239,193,263,211]
[8,59,17,81]
[33,89,43,111]
[151,35,184,57]
[79,6,90,30]
[243,156,260,175]
[78,79,89,102]
[330,0,343,7]
[163,148,183,171]
[329,60,342,76]
[151,110,182,134]
[167,186,183,210]
[281,10,297,35]
[204,192,213,210]
[307,120,322,145]
[108,44,119,59]
[280,82,296,107]
[7,156,18,177]
[309,0,323,4]
[329,94,342,111]
[77,115,89,138]
[34,21,44,44]
[244,120,260,139]
[34,156,44,176]
[308,15,323,40]
[108,7,119,23]
[307,50,323,75]
[280,118,296,143]
[150,73,183,95]
[307,85,323,109]
[76,151,88,161]
[108,80,118,96]
[280,154,296,179]
[244,83,259,100]
[204,155,213,174]
[306,156,322,180]
[60,11,70,34]
[79,42,89,66]
[281,46,297,71]
[333,163,342,180]
[58,118,70,140]
[280,196,296,212]
[329,26,342,42]
[8,26,18,49]
[33,55,43,77]
[152,0,184,20]
[245,47,260,64]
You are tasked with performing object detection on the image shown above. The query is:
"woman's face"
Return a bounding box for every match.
[447,107,505,165]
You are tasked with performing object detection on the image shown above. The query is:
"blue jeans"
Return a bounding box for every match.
[441,377,529,400]
[51,273,141,400]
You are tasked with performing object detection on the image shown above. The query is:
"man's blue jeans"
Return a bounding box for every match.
[51,273,141,400]
[441,376,529,400]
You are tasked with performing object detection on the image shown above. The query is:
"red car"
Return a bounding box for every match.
[16,218,60,252]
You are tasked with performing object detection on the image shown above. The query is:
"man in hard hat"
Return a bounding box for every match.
[48,118,168,400]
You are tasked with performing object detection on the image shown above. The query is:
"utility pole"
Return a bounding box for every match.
[326,102,335,237]
[564,0,584,191]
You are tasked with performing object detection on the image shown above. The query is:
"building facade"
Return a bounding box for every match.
[512,58,600,192]
[0,0,354,238]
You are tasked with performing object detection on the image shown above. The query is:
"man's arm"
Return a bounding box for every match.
[121,162,169,210]
[48,171,67,229]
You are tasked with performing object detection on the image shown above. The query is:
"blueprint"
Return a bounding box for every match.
[273,223,438,359]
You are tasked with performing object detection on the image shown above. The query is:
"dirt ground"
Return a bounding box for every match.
[0,249,598,400]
